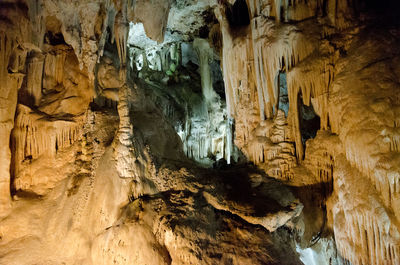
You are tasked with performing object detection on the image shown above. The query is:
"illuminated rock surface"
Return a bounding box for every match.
[0,0,399,264]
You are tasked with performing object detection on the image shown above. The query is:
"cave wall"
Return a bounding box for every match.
[0,1,304,264]
[213,0,400,264]
[0,0,173,208]
[0,0,399,264]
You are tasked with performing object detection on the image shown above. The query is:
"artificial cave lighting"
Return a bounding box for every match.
[0,0,400,264]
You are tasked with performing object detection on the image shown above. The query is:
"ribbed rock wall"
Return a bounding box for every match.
[213,0,400,264]
[0,0,399,264]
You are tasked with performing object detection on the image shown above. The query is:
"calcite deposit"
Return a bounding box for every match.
[0,0,399,264]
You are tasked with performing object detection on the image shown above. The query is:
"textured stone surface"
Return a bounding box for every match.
[0,0,399,264]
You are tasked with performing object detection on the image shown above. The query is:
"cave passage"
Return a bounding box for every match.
[226,0,250,28]
[277,71,289,116]
[299,96,320,145]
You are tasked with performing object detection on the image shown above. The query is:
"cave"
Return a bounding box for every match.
[299,96,320,145]
[0,1,400,265]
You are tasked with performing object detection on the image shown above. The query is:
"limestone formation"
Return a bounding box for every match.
[0,0,399,265]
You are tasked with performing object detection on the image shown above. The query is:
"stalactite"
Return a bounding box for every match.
[0,32,15,93]
[27,0,45,48]
[288,85,304,160]
[287,46,335,130]
[215,4,242,118]
[216,0,355,172]
[215,1,400,264]
[303,134,336,185]
[336,210,400,265]
[13,105,82,161]
[193,38,216,103]
[247,0,324,23]
[181,112,231,165]
[114,1,128,66]
[97,3,115,62]
[331,156,400,265]
[43,47,68,90]
[216,1,302,172]
[286,0,320,21]
[0,29,25,214]
[160,47,170,72]
[338,130,400,217]
[247,0,356,30]
[274,0,283,22]
[8,45,27,74]
[165,38,233,165]
[12,104,83,194]
[248,16,317,120]
[26,53,45,106]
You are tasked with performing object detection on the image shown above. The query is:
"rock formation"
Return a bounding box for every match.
[0,0,399,264]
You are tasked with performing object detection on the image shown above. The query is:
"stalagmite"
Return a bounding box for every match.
[242,110,296,179]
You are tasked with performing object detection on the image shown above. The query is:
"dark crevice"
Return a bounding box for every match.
[198,25,210,39]
[211,60,225,99]
[44,31,66,46]
[299,94,320,146]
[322,0,328,16]
[226,0,250,29]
